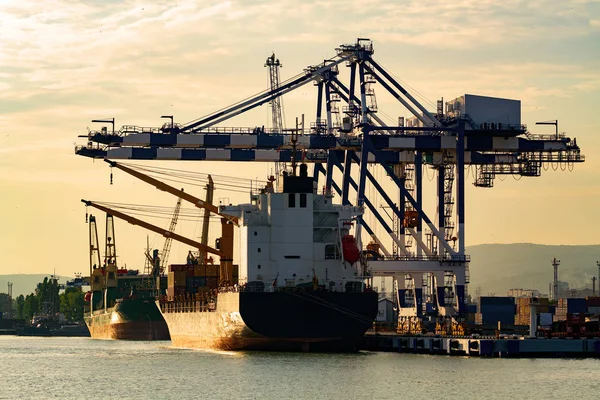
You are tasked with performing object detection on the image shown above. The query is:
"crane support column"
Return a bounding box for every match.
[413,275,424,318]
[437,165,445,257]
[434,271,447,310]
[315,81,324,134]
[396,275,408,309]
[348,63,357,113]
[342,150,353,205]
[457,120,466,256]
[325,150,339,196]
[454,268,467,315]
[355,62,371,248]
[325,82,334,135]
[415,152,423,257]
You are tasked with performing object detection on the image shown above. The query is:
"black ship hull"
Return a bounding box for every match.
[159,290,378,351]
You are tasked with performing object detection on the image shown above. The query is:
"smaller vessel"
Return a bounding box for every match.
[84,214,169,340]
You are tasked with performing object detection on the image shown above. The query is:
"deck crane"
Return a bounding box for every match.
[160,197,182,275]
[104,159,238,226]
[81,199,235,285]
[144,197,183,279]
[199,176,214,264]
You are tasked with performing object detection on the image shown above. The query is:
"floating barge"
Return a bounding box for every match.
[360,333,600,357]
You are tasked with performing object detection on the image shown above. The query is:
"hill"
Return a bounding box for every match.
[0,274,73,298]
[467,243,600,296]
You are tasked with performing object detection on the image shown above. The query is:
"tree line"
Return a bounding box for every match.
[0,277,85,322]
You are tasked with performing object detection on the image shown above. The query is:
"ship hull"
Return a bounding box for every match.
[159,290,378,351]
[85,298,170,340]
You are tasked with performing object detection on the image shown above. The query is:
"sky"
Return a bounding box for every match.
[1,0,599,279]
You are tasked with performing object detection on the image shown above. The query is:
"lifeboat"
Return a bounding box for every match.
[342,235,360,264]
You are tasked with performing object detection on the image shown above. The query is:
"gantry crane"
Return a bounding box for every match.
[76,38,585,329]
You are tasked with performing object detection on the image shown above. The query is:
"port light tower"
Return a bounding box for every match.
[552,258,560,301]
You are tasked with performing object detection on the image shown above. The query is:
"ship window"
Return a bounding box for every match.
[325,244,340,260]
[258,264,261,269]
[258,247,261,253]
[288,193,296,208]
[254,231,258,236]
[300,193,307,208]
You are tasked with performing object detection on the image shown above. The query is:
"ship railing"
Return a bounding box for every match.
[161,300,216,313]
[373,254,471,263]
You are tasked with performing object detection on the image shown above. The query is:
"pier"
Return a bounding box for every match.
[360,332,600,358]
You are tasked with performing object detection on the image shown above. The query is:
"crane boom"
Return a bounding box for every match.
[200,176,214,263]
[104,159,239,225]
[160,197,182,275]
[81,199,225,257]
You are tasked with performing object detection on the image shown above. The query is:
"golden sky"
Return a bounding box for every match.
[1,0,599,278]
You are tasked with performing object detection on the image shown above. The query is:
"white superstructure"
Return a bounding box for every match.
[220,168,364,292]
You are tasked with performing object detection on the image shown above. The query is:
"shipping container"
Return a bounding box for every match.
[479,296,515,307]
[168,271,187,287]
[481,313,515,326]
[539,313,553,327]
[480,304,516,314]
[587,306,600,315]
[445,94,521,129]
[586,297,600,308]
[186,276,206,288]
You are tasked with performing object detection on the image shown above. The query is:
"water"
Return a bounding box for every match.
[1,336,599,400]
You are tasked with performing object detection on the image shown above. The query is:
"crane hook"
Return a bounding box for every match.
[85,207,88,223]
[110,166,113,185]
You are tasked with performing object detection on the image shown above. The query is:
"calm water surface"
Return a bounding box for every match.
[1,336,599,399]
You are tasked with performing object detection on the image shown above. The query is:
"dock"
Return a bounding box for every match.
[360,332,600,358]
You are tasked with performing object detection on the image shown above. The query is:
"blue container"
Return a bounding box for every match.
[482,310,515,326]
[480,304,516,314]
[479,296,515,307]
[548,305,556,314]
[566,298,587,313]
[467,304,477,313]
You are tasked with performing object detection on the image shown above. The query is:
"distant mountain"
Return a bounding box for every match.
[0,274,73,298]
[467,243,600,296]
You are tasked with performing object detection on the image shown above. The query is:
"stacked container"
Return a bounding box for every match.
[554,298,587,322]
[167,270,187,300]
[586,297,600,315]
[514,297,550,326]
[476,297,516,326]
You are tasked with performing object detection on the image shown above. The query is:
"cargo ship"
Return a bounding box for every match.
[84,215,170,341]
[157,164,379,351]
